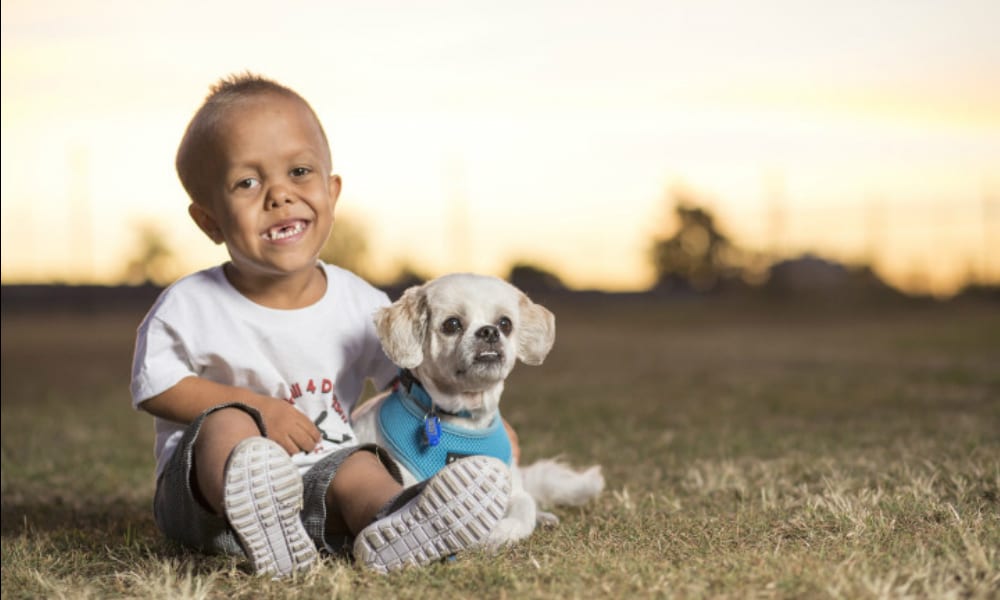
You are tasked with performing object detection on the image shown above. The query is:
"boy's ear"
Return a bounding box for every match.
[188,203,224,244]
[328,174,342,210]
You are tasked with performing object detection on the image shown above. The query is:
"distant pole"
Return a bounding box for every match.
[864,194,886,271]
[69,145,94,282]
[763,169,786,260]
[444,153,471,273]
[935,197,951,295]
[984,180,999,285]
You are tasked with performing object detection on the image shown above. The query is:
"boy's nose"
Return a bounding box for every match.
[265,185,294,208]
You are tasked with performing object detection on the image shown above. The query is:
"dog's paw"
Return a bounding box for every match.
[487,517,534,548]
[536,510,559,528]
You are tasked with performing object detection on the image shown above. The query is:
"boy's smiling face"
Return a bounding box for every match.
[189,92,339,294]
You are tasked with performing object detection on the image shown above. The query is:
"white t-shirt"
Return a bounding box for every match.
[130,262,397,477]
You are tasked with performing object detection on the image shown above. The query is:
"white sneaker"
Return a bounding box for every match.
[223,437,318,578]
[353,455,512,574]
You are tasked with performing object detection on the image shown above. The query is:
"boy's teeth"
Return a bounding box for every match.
[263,221,305,240]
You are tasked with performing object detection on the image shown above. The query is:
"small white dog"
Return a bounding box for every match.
[352,273,604,546]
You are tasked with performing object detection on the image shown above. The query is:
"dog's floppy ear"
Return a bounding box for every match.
[516,294,555,365]
[374,284,429,368]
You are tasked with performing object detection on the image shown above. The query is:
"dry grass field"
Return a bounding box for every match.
[2,294,998,599]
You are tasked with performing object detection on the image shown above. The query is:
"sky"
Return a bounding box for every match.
[2,0,999,295]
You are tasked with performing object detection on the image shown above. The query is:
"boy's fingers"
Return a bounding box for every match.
[288,409,319,435]
[304,417,322,440]
[271,425,307,455]
[297,424,322,451]
[294,418,321,444]
[276,435,298,456]
[267,402,323,451]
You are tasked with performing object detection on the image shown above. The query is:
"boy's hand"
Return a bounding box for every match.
[138,376,321,456]
[256,397,322,456]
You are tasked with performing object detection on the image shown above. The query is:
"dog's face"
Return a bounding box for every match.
[375,274,555,400]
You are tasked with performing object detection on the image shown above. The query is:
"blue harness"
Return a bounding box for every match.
[376,373,512,481]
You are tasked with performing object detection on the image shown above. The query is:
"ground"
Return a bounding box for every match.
[1,293,997,598]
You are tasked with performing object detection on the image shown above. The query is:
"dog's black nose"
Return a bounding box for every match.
[476,325,500,343]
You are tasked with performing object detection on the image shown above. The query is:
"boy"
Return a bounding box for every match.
[130,73,511,577]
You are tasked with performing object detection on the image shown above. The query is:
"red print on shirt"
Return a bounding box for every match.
[287,376,355,450]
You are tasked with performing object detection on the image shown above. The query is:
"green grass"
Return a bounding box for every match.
[2,298,998,598]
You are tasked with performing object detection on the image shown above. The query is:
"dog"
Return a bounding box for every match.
[352,273,604,546]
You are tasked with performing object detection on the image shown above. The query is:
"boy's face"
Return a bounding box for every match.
[188,93,339,284]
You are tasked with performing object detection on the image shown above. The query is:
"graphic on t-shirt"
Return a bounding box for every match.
[286,376,355,453]
[314,410,353,444]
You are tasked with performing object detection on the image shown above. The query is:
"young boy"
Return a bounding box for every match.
[130,73,511,577]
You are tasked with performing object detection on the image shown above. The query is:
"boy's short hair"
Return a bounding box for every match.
[175,72,332,206]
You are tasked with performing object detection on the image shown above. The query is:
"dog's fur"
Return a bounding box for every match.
[352,273,604,546]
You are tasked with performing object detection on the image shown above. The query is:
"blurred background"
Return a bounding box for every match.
[2,0,998,301]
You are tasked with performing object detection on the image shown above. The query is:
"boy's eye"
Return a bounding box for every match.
[235,178,259,190]
[290,167,311,177]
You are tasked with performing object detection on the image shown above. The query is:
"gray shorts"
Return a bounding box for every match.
[153,402,401,557]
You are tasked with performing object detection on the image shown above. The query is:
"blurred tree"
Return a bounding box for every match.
[123,223,178,285]
[380,263,429,300]
[389,264,428,288]
[506,262,567,293]
[649,189,744,292]
[320,213,371,280]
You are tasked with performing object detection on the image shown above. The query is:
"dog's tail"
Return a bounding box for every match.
[519,458,605,508]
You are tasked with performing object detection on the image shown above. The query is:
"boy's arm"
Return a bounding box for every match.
[503,418,521,465]
[140,376,321,456]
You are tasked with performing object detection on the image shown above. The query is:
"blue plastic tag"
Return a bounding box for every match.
[423,414,441,446]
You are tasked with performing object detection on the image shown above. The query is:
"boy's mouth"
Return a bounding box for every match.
[261,220,307,241]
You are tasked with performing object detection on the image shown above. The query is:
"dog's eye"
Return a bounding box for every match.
[441,317,463,335]
[498,316,513,335]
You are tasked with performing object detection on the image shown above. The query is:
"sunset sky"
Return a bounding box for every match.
[3,0,998,296]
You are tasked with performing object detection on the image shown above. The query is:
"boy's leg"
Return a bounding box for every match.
[324,450,404,537]
[194,407,317,577]
[299,444,404,554]
[154,403,276,556]
[350,456,512,574]
[222,436,317,577]
[193,407,261,514]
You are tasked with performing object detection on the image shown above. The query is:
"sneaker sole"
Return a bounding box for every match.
[353,455,511,574]
[223,437,318,578]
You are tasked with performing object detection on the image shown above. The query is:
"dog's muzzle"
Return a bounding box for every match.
[472,326,504,364]
[476,325,500,344]
[473,348,504,364]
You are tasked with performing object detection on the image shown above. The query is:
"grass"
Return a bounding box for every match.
[2,296,998,599]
